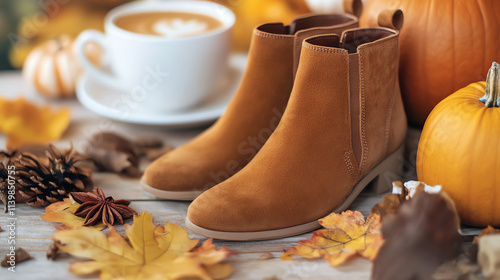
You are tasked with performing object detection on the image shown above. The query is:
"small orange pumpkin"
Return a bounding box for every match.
[417,62,500,227]
[23,36,101,98]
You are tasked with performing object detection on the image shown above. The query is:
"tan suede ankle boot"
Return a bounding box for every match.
[141,14,359,200]
[186,27,407,240]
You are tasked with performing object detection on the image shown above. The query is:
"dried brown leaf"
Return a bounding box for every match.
[83,132,140,177]
[371,194,402,218]
[83,132,172,176]
[47,241,61,260]
[372,193,461,280]
[1,248,32,267]
[133,137,164,149]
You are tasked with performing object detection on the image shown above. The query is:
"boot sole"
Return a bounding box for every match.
[140,179,201,201]
[185,144,405,241]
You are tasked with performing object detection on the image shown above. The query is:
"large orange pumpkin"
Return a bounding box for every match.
[360,0,500,126]
[417,62,500,227]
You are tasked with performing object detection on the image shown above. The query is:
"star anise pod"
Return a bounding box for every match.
[70,187,136,226]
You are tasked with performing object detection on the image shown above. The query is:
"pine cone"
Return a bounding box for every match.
[16,145,94,208]
[0,151,14,212]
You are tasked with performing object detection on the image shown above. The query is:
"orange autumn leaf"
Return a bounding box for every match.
[52,212,234,280]
[41,198,106,231]
[0,97,70,147]
[183,238,236,280]
[282,211,384,266]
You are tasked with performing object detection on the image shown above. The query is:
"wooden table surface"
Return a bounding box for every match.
[0,71,477,280]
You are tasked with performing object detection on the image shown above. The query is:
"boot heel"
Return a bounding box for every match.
[366,145,405,194]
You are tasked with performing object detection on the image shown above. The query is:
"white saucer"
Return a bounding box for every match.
[76,53,246,128]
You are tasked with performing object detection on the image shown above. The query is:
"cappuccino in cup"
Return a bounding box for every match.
[114,11,224,38]
[75,1,235,112]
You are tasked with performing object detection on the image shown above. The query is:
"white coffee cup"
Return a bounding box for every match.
[75,1,235,112]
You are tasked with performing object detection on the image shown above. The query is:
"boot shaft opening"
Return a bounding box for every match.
[304,28,397,54]
[256,14,358,36]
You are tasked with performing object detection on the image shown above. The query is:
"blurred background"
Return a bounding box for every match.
[0,0,319,71]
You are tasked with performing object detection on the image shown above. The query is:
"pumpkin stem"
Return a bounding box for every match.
[479,62,500,108]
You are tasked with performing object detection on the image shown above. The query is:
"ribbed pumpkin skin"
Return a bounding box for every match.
[360,0,500,126]
[23,37,81,98]
[417,81,500,227]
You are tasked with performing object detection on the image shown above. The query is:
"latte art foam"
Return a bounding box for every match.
[115,12,223,38]
[154,19,208,38]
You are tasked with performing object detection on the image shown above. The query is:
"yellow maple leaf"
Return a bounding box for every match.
[281,211,384,266]
[41,198,106,231]
[53,212,234,280]
[0,97,71,148]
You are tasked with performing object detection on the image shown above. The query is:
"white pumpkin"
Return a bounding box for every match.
[23,35,101,98]
[305,0,367,15]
